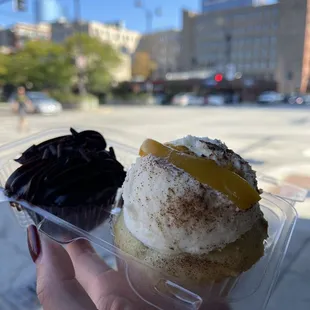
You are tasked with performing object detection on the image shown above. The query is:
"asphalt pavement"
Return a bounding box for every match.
[0,104,309,309]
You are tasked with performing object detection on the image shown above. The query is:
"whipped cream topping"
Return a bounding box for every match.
[122,136,263,255]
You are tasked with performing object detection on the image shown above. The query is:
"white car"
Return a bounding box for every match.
[206,95,225,106]
[257,91,284,104]
[172,93,204,106]
[9,91,63,115]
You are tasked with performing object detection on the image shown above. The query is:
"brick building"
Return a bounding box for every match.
[180,0,310,93]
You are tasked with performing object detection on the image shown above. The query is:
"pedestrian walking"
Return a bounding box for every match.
[11,86,33,132]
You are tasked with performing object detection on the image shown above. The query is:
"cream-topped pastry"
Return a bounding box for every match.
[123,155,262,255]
[115,135,268,284]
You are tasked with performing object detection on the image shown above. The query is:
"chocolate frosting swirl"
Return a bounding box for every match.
[5,128,126,208]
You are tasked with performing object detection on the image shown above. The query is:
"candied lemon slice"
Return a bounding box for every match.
[139,139,261,210]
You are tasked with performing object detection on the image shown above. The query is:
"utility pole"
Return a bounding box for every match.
[216,17,234,81]
[74,0,86,95]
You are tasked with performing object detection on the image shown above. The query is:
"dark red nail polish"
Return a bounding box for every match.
[27,225,41,263]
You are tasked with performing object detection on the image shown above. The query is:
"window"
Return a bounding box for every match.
[246,50,252,59]
[272,8,279,18]
[269,59,276,69]
[239,38,245,47]
[261,48,268,57]
[252,62,258,69]
[270,36,277,46]
[244,63,251,71]
[262,36,268,45]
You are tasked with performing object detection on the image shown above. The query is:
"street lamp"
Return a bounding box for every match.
[74,0,86,95]
[134,0,162,33]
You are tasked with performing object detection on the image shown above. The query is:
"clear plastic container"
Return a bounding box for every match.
[0,128,307,310]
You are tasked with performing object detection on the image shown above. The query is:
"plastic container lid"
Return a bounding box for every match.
[0,128,307,310]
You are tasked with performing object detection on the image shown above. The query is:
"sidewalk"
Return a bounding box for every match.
[0,202,38,309]
[264,165,310,310]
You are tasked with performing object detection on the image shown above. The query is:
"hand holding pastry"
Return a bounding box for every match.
[27,225,231,310]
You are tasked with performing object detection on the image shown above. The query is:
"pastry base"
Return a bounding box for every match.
[114,210,268,286]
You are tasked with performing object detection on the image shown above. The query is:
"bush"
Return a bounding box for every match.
[111,90,153,101]
[50,90,98,104]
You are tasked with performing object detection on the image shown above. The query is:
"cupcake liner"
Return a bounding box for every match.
[26,195,116,237]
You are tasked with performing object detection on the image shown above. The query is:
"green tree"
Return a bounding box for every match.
[6,41,75,90]
[0,53,10,85]
[65,34,121,93]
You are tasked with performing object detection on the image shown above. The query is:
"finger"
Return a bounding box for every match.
[27,225,97,310]
[66,239,137,309]
[66,240,231,310]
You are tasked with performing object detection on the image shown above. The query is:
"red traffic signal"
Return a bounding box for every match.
[214,74,223,82]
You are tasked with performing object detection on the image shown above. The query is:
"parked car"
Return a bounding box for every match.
[257,91,284,104]
[154,93,173,105]
[9,91,63,115]
[287,94,310,105]
[303,95,310,105]
[205,94,225,106]
[172,93,204,106]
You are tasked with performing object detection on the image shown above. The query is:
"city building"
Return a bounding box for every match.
[202,0,276,13]
[180,0,310,94]
[134,29,181,79]
[35,0,64,23]
[0,23,51,50]
[51,20,141,81]
[51,20,140,55]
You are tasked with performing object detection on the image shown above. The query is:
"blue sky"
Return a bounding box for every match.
[0,0,199,31]
[0,0,277,32]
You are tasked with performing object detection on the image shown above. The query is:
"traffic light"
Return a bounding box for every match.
[214,74,223,83]
[14,0,26,12]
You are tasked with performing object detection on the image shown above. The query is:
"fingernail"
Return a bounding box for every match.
[27,225,41,263]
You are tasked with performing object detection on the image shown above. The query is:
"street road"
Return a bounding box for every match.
[0,104,309,309]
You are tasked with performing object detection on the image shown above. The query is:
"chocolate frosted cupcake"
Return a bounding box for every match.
[5,128,126,232]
